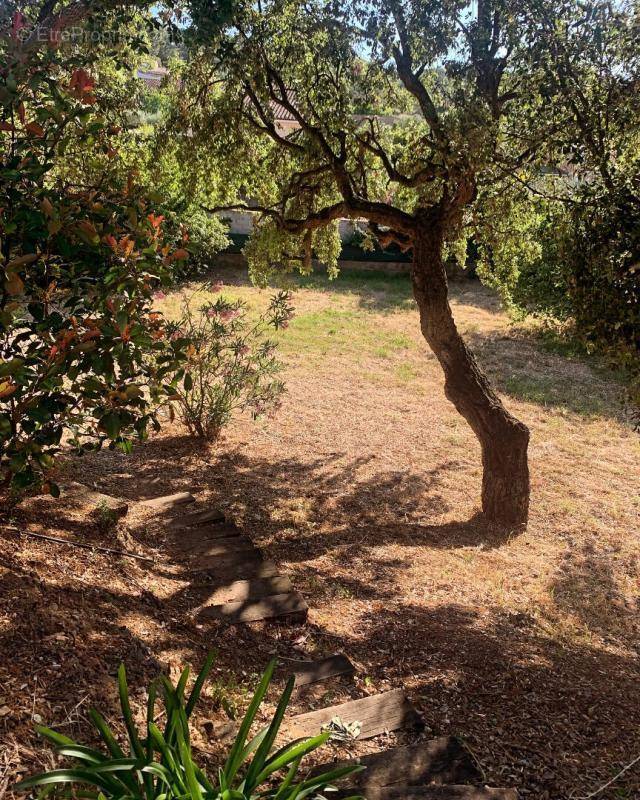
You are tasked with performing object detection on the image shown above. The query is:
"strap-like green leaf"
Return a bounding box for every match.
[14,768,122,793]
[141,762,173,786]
[148,723,186,792]
[177,728,203,800]
[238,726,269,765]
[244,675,295,791]
[262,736,314,767]
[89,709,125,759]
[56,745,107,765]
[86,709,140,795]
[223,659,276,782]
[35,725,76,748]
[161,676,179,742]
[193,761,215,794]
[144,679,159,798]
[254,733,331,785]
[296,764,365,792]
[176,666,190,702]
[118,663,145,760]
[273,756,302,800]
[185,650,216,718]
[146,681,157,757]
[92,758,141,773]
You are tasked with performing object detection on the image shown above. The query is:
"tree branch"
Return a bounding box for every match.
[390,4,449,156]
[357,117,440,188]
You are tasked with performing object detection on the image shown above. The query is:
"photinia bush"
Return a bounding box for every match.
[0,11,190,494]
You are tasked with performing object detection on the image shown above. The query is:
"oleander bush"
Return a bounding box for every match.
[170,286,291,440]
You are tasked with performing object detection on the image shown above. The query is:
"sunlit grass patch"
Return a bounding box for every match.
[394,363,421,382]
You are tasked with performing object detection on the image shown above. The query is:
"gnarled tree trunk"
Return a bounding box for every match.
[411,218,530,525]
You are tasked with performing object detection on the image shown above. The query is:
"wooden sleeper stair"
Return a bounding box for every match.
[166,506,309,625]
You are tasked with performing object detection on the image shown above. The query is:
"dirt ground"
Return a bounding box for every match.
[1,268,639,799]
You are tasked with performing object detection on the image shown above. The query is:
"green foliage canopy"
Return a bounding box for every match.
[0,5,192,493]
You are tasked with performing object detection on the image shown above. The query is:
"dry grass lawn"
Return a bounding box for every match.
[1,267,638,799]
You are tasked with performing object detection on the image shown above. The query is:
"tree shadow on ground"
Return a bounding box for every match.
[3,440,639,800]
[0,525,289,783]
[330,601,640,799]
[550,542,640,643]
[4,540,638,800]
[194,264,500,315]
[466,330,626,419]
[92,437,517,560]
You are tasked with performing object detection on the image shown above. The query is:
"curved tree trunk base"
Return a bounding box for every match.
[480,421,530,525]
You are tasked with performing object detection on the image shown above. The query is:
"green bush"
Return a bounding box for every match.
[170,286,290,440]
[0,30,191,493]
[476,186,640,415]
[14,654,364,800]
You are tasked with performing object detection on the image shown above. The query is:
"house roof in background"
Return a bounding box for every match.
[137,67,169,89]
[268,89,298,121]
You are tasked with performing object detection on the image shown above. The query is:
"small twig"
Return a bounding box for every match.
[56,693,90,729]
[572,753,640,799]
[1,526,154,563]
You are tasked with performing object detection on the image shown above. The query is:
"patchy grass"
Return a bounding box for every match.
[502,373,610,416]
[2,266,639,800]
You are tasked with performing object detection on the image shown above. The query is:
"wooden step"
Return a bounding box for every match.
[284,688,422,740]
[190,559,281,584]
[336,787,517,800]
[186,548,266,574]
[314,737,481,788]
[199,591,308,624]
[140,492,196,510]
[168,507,225,530]
[171,524,242,551]
[179,526,242,548]
[292,654,355,688]
[185,575,294,605]
[178,536,259,560]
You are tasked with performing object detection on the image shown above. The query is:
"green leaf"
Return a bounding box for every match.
[92,758,141,773]
[35,725,76,748]
[177,728,202,800]
[117,663,145,760]
[254,733,331,785]
[273,756,302,800]
[140,762,173,786]
[55,745,107,765]
[146,680,157,761]
[223,659,276,783]
[185,650,215,718]
[0,358,24,377]
[100,412,122,440]
[148,723,184,789]
[13,769,120,793]
[244,674,295,792]
[296,764,365,792]
[176,666,190,702]
[89,709,125,759]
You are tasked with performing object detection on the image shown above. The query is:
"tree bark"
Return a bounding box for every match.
[411,217,530,525]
